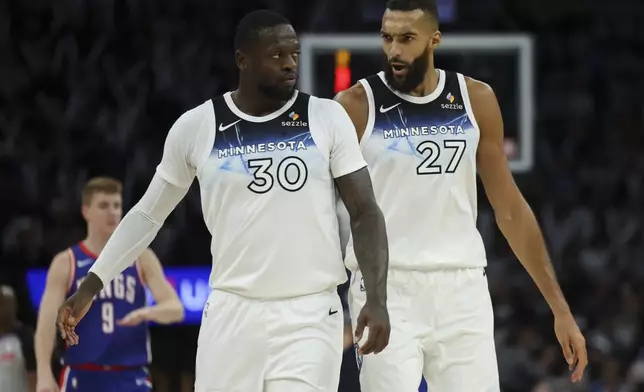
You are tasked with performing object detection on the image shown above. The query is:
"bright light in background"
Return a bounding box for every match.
[504,138,518,158]
[334,49,351,94]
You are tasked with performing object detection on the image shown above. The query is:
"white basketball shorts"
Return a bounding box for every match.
[349,267,500,392]
[194,288,344,392]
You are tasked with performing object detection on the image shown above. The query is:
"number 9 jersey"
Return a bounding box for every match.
[344,70,487,272]
[63,242,150,367]
[156,91,367,299]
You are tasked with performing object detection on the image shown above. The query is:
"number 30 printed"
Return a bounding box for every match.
[247,156,308,193]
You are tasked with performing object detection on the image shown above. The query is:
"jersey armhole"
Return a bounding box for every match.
[135,258,148,288]
[65,249,75,293]
[194,100,217,178]
[357,79,376,148]
[457,73,481,133]
[305,96,332,165]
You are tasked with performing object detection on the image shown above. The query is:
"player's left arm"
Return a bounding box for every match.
[468,77,587,381]
[323,99,388,307]
[322,98,390,355]
[118,249,184,326]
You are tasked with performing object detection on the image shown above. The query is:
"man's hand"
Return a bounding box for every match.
[355,301,390,355]
[466,77,587,383]
[56,292,94,346]
[334,168,390,355]
[117,307,150,327]
[36,374,59,392]
[554,312,587,382]
[57,272,104,345]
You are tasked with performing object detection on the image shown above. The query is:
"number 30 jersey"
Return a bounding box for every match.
[156,91,366,299]
[344,70,487,272]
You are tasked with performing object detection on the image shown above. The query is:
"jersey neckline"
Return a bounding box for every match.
[78,241,99,259]
[376,69,446,104]
[223,90,299,123]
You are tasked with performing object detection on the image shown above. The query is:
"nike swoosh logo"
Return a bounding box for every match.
[379,103,401,113]
[329,308,338,316]
[77,259,93,268]
[219,120,241,132]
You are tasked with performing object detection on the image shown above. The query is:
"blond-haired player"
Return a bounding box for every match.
[35,177,184,392]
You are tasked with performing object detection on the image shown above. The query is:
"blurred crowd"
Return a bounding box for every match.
[1,0,643,391]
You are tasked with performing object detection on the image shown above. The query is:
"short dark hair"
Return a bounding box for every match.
[385,0,439,22]
[234,10,292,51]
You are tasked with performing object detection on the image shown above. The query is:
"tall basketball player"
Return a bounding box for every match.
[35,177,184,392]
[334,1,588,391]
[55,10,390,392]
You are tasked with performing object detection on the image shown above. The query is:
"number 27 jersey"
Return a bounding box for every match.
[344,70,487,271]
[156,91,367,299]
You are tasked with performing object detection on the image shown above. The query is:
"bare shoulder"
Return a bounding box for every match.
[334,82,367,105]
[464,76,497,104]
[463,76,504,144]
[47,250,72,285]
[334,83,368,118]
[50,251,71,269]
[333,83,369,140]
[464,76,502,127]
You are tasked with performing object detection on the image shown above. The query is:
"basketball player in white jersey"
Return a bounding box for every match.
[334,0,588,391]
[55,10,391,392]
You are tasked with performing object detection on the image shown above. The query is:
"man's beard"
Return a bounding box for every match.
[382,48,429,94]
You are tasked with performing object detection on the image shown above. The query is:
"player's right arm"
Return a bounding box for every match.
[334,83,369,141]
[57,101,215,345]
[35,251,71,392]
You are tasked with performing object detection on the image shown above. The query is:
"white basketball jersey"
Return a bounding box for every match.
[343,70,487,271]
[161,91,367,298]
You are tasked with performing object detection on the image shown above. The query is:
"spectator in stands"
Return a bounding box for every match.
[0,285,37,392]
[1,1,644,390]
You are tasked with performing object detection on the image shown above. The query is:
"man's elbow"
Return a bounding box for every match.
[168,298,185,322]
[492,195,528,228]
[175,302,186,322]
[153,294,185,323]
[130,205,164,227]
[34,312,54,338]
[349,200,384,227]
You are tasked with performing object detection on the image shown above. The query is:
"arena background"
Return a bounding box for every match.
[1,0,644,391]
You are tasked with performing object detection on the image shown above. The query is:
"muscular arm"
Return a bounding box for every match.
[35,252,70,380]
[325,94,388,306]
[335,168,389,305]
[334,85,389,302]
[138,248,184,324]
[469,77,570,316]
